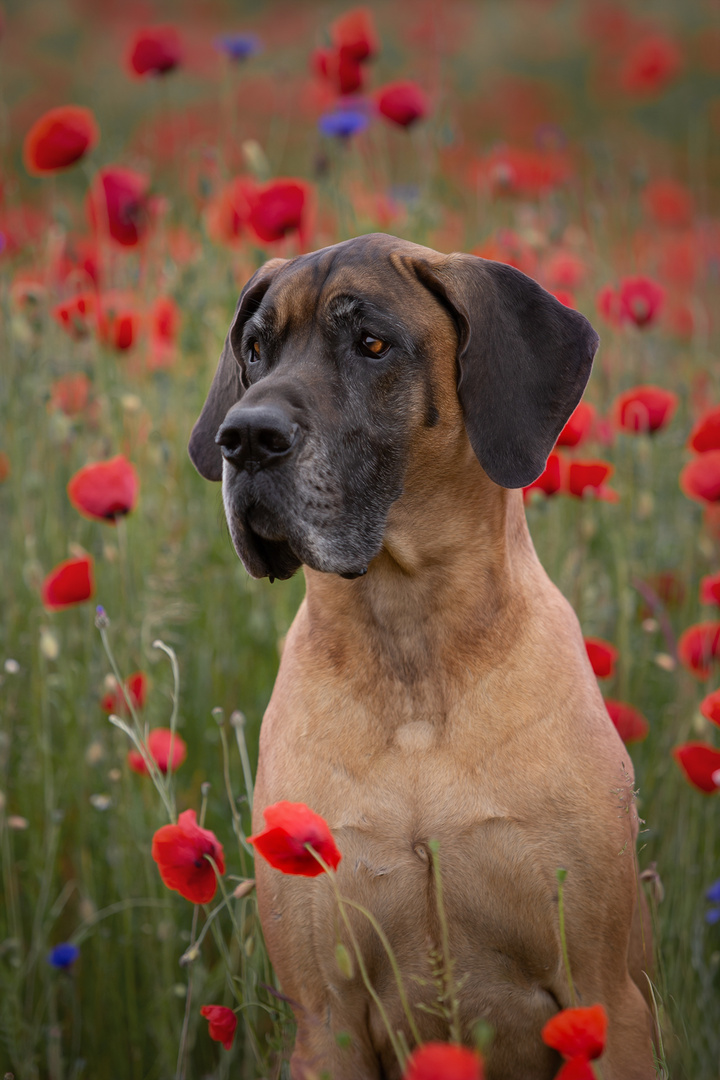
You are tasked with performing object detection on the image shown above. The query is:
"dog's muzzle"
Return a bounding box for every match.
[215,403,300,474]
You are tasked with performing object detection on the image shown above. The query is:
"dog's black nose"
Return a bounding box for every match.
[215,405,299,471]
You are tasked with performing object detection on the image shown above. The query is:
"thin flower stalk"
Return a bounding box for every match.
[230,710,255,811]
[556,868,577,1007]
[98,617,176,819]
[428,839,462,1044]
[308,845,412,1070]
[152,640,183,808]
[176,783,210,1080]
[215,708,252,874]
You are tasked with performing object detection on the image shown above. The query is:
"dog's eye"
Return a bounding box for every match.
[248,340,261,364]
[359,334,390,359]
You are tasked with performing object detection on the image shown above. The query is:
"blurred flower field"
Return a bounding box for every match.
[2,0,720,1076]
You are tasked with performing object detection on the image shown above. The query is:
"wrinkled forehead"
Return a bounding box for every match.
[251,241,446,341]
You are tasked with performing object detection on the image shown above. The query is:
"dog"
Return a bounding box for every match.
[189,234,656,1079]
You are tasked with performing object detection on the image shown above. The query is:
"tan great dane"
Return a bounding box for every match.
[189,234,656,1079]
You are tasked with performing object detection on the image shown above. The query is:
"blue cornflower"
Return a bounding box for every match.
[388,183,420,207]
[47,943,79,969]
[318,109,369,139]
[705,879,720,924]
[214,34,262,62]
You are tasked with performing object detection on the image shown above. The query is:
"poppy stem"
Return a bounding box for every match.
[97,619,177,820]
[556,868,577,1007]
[112,512,134,618]
[307,846,408,1070]
[427,839,463,1044]
[216,712,250,877]
[204,855,245,951]
[337,895,423,1047]
[175,904,200,1080]
[152,639,181,816]
[230,710,255,813]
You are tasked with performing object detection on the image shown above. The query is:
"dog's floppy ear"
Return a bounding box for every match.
[188,259,286,481]
[414,253,598,488]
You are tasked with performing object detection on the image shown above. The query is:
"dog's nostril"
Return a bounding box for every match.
[215,425,243,452]
[258,425,295,454]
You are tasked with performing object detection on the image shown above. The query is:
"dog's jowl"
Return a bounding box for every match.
[189,234,656,1079]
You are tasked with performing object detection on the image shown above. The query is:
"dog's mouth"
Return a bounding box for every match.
[227,499,371,583]
[235,503,302,582]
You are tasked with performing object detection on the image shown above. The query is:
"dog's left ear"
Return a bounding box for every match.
[413,253,599,488]
[188,258,286,481]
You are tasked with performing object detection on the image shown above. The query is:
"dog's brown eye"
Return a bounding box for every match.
[248,340,261,363]
[360,334,390,358]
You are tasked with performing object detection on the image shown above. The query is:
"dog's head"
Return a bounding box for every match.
[189,233,598,581]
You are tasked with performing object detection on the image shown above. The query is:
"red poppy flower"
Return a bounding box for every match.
[53,293,96,339]
[42,555,94,610]
[247,179,311,245]
[0,452,10,483]
[152,808,225,903]
[524,451,563,499]
[475,147,572,199]
[150,296,179,344]
[48,373,91,416]
[331,7,378,63]
[584,637,619,679]
[23,105,99,176]
[680,452,720,504]
[555,1059,595,1080]
[565,460,616,500]
[699,689,720,727]
[205,177,256,247]
[618,277,664,328]
[541,1004,607,1060]
[87,167,151,247]
[688,406,720,453]
[544,251,587,290]
[605,699,649,744]
[551,290,576,309]
[700,573,720,606]
[126,26,182,77]
[101,671,148,714]
[613,385,677,434]
[148,296,181,369]
[97,295,142,351]
[312,47,364,95]
[673,742,720,794]
[376,82,429,127]
[677,622,720,679]
[595,284,622,326]
[619,34,682,96]
[403,1042,484,1080]
[67,455,139,523]
[642,179,693,228]
[557,402,595,448]
[248,801,342,877]
[128,728,187,775]
[200,1005,237,1050]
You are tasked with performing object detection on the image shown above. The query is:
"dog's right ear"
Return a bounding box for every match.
[188,259,286,481]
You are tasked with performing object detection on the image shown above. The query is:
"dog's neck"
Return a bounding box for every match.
[302,444,540,684]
